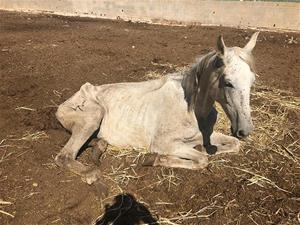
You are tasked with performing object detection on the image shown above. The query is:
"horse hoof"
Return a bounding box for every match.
[54,153,70,167]
[205,145,218,155]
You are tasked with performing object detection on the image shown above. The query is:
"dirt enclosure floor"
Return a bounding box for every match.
[0,11,299,225]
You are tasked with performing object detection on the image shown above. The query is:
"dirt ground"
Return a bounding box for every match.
[0,11,299,225]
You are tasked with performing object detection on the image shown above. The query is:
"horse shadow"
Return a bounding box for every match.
[96,193,159,225]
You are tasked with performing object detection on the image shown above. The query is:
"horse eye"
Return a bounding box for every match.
[224,81,234,88]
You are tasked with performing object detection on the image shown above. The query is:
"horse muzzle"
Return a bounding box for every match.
[231,125,253,139]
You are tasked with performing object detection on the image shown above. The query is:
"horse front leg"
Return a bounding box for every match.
[142,144,208,170]
[196,107,218,155]
[210,132,240,154]
[196,107,240,155]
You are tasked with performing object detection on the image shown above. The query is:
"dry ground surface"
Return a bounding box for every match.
[0,11,299,225]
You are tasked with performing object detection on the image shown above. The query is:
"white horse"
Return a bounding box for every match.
[55,32,259,187]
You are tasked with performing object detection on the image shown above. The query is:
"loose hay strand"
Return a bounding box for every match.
[15,106,36,111]
[0,200,13,205]
[0,209,15,218]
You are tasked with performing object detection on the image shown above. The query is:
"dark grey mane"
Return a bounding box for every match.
[181,51,221,112]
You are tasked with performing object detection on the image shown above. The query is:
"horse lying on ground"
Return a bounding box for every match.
[55,32,259,188]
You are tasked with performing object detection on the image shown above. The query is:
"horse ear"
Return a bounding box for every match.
[244,32,260,53]
[217,35,226,55]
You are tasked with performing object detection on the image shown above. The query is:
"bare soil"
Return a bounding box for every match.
[0,11,299,225]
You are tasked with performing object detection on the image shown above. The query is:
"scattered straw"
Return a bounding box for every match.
[106,145,148,165]
[104,165,141,186]
[0,138,29,150]
[156,168,181,190]
[9,131,48,142]
[247,83,299,163]
[136,169,181,192]
[158,201,219,225]
[0,149,15,163]
[214,81,300,164]
[224,165,291,193]
[248,214,260,225]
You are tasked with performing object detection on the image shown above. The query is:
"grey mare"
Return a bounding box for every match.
[55,32,259,186]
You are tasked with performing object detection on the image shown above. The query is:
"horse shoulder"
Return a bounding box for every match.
[154,79,199,134]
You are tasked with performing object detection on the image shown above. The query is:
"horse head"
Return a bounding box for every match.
[182,32,259,139]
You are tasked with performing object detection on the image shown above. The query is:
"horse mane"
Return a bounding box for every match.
[181,51,218,111]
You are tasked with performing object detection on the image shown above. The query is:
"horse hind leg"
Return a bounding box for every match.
[55,99,108,194]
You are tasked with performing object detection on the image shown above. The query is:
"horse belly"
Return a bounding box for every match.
[98,107,152,149]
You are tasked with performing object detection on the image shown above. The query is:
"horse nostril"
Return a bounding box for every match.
[236,130,246,139]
